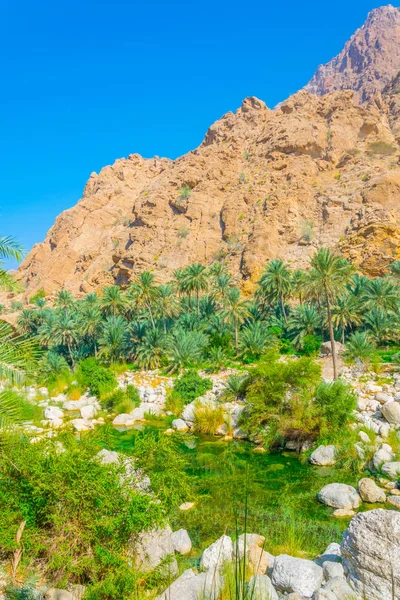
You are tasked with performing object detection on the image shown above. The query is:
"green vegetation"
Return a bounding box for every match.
[173,369,212,403]
[0,431,190,598]
[76,358,117,397]
[5,230,400,597]
[10,249,400,384]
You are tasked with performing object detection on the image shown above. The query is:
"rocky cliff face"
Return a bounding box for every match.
[305,5,400,104]
[16,89,400,297]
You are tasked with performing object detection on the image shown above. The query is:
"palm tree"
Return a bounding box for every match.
[331,294,362,344]
[345,331,377,366]
[220,287,250,355]
[83,292,99,307]
[238,321,273,360]
[210,273,233,308]
[305,249,354,379]
[98,316,129,363]
[257,259,292,322]
[388,260,400,279]
[287,304,321,350]
[349,273,370,299]
[0,321,40,428]
[54,289,75,314]
[362,278,399,313]
[100,285,128,318]
[136,328,166,370]
[221,374,248,401]
[50,311,79,366]
[78,306,103,356]
[291,269,308,304]
[165,329,208,373]
[364,308,392,343]
[157,284,180,333]
[183,263,209,316]
[0,236,23,291]
[16,309,39,336]
[129,272,160,329]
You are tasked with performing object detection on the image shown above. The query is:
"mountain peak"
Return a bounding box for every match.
[305,5,400,103]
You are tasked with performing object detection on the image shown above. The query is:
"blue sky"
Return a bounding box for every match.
[0,0,387,267]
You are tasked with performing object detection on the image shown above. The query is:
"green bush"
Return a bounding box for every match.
[29,289,46,304]
[314,380,357,442]
[173,369,212,404]
[101,388,137,414]
[301,334,322,356]
[243,351,322,447]
[125,384,141,407]
[0,434,161,595]
[76,358,117,398]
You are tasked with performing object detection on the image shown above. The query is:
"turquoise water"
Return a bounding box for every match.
[113,424,362,557]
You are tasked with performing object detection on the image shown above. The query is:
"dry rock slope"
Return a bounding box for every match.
[305,5,400,103]
[16,90,400,297]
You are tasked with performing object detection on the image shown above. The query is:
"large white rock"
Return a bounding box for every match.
[322,561,344,581]
[155,568,222,600]
[318,484,361,509]
[71,418,94,432]
[271,554,323,598]
[44,406,64,420]
[112,413,135,426]
[80,404,97,420]
[171,529,192,555]
[200,535,233,572]
[316,576,359,599]
[130,406,146,421]
[310,445,336,466]
[135,526,175,572]
[341,509,400,600]
[248,575,278,600]
[372,444,395,470]
[381,461,400,480]
[381,401,400,425]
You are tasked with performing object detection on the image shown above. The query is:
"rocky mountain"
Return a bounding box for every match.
[16,89,400,298]
[305,5,400,103]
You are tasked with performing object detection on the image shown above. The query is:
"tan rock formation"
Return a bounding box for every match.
[305,5,400,103]
[15,89,400,297]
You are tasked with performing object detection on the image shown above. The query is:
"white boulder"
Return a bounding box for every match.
[310,445,336,466]
[44,406,64,420]
[248,575,278,600]
[318,484,361,510]
[381,401,400,425]
[271,554,323,598]
[341,509,400,600]
[171,529,192,555]
[200,535,233,572]
[381,461,400,480]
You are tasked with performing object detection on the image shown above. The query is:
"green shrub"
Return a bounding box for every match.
[243,351,322,446]
[367,141,396,155]
[125,384,141,407]
[10,300,23,312]
[173,369,212,404]
[76,358,117,398]
[29,289,46,304]
[101,388,135,414]
[0,434,160,594]
[314,380,357,442]
[193,402,224,434]
[301,334,322,356]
